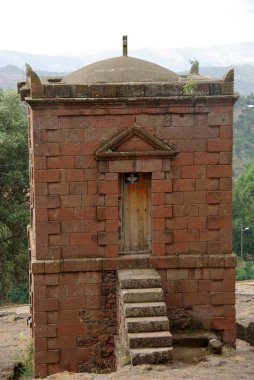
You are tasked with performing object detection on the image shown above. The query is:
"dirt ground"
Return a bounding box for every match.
[236,280,254,322]
[0,305,30,379]
[0,281,254,380]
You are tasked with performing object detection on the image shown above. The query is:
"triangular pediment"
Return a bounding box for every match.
[116,135,155,152]
[95,125,176,160]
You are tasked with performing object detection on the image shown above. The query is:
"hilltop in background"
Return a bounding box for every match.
[1,41,254,95]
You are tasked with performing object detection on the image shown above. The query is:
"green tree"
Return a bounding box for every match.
[233,94,254,177]
[0,89,29,302]
[233,159,254,258]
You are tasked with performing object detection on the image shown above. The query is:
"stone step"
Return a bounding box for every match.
[130,346,173,365]
[124,302,167,318]
[118,269,161,289]
[125,316,169,333]
[172,331,218,347]
[128,331,173,349]
[121,288,163,303]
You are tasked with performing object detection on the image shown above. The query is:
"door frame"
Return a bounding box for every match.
[119,172,151,255]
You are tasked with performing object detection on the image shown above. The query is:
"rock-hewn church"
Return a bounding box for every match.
[18,36,237,377]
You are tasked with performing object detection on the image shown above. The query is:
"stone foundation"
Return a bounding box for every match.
[31,268,117,377]
[160,267,235,342]
[31,253,236,376]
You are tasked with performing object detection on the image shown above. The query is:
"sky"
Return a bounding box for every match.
[0,0,253,56]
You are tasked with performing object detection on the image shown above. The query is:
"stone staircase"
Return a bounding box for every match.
[117,269,173,365]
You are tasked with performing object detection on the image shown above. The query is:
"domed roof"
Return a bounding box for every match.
[64,56,179,84]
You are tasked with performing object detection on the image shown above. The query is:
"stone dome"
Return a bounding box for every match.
[64,56,179,84]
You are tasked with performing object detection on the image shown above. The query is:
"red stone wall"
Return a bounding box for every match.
[28,97,236,376]
[31,101,233,260]
[159,267,235,343]
[32,270,116,377]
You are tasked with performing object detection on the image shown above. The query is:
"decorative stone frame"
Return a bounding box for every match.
[95,125,176,160]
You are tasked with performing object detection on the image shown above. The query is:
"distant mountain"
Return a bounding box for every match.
[0,51,83,73]
[1,41,254,95]
[1,41,254,72]
[1,63,253,96]
[0,65,23,89]
[132,42,254,72]
[0,65,66,90]
[199,65,254,96]
[0,50,116,73]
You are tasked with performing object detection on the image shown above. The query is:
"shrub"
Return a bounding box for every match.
[245,261,254,279]
[236,261,254,281]
[6,283,29,304]
[236,267,247,281]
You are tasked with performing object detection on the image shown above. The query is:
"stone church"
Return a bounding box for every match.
[18,37,237,377]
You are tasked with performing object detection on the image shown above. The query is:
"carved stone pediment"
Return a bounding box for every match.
[95,125,176,160]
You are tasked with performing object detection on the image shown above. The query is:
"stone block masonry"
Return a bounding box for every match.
[31,269,117,376]
[29,100,235,261]
[21,59,237,376]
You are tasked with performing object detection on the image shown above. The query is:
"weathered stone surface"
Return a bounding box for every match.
[173,331,217,347]
[45,84,71,98]
[145,83,183,97]
[130,346,173,365]
[237,321,254,346]
[76,335,98,346]
[116,84,145,97]
[124,302,167,318]
[208,338,223,354]
[115,338,131,368]
[209,83,221,95]
[118,269,162,289]
[64,56,179,85]
[125,316,169,333]
[121,288,164,303]
[196,83,210,95]
[71,85,92,98]
[117,267,173,367]
[92,84,117,98]
[223,69,234,82]
[221,82,234,95]
[128,331,173,348]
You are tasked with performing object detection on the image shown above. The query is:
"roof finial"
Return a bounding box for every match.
[189,59,199,75]
[123,35,128,57]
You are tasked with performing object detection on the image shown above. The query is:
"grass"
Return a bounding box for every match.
[18,333,34,379]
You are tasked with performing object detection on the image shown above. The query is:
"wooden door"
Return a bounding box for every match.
[120,173,151,254]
